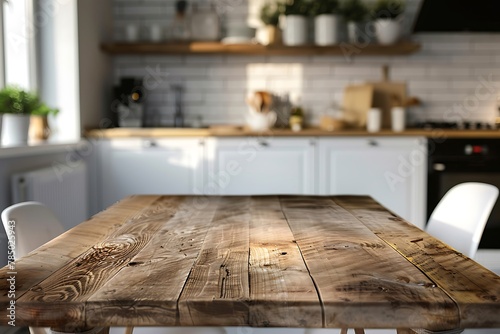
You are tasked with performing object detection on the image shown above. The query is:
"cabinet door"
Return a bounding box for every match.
[100,138,204,209]
[319,137,427,228]
[206,137,316,195]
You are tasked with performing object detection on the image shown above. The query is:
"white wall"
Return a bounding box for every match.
[111,0,500,127]
[78,0,114,132]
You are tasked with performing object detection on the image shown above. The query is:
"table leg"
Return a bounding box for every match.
[125,327,134,334]
[397,330,417,334]
[340,329,348,334]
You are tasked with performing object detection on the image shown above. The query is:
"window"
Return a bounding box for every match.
[1,0,81,142]
[3,0,35,90]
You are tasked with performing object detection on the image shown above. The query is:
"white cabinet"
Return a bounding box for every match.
[95,135,426,227]
[206,137,317,195]
[319,137,427,228]
[99,138,204,209]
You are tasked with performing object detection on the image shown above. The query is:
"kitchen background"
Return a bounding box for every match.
[110,0,500,127]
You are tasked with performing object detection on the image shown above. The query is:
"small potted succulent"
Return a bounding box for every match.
[311,0,342,46]
[281,0,311,46]
[372,0,405,45]
[0,86,58,145]
[259,3,282,45]
[341,0,370,44]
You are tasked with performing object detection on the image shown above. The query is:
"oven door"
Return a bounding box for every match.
[428,161,500,249]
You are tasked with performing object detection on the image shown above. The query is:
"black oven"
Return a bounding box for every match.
[427,138,500,249]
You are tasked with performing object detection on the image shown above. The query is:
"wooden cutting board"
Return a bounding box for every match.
[369,81,407,129]
[342,84,374,128]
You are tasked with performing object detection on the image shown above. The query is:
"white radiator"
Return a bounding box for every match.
[11,162,88,231]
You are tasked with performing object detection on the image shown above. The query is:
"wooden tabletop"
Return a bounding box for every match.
[1,196,499,332]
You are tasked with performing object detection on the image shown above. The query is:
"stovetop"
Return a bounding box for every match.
[413,121,498,130]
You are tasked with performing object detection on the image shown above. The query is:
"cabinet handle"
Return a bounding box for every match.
[143,140,157,148]
[199,139,205,146]
[368,140,378,147]
[259,141,269,147]
[310,140,316,146]
[433,163,446,172]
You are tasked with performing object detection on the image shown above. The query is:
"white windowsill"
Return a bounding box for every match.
[0,138,85,159]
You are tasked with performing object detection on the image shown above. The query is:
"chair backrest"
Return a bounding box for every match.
[426,182,498,258]
[1,201,65,259]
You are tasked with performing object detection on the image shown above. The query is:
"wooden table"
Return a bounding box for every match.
[1,196,499,333]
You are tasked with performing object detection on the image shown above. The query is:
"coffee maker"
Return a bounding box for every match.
[112,78,145,127]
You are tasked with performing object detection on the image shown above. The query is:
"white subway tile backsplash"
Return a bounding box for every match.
[111,0,500,125]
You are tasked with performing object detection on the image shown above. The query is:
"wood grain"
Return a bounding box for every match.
[85,197,220,327]
[334,196,500,328]
[248,196,322,328]
[279,196,458,330]
[178,197,251,326]
[12,196,183,331]
[0,195,498,331]
[0,195,161,329]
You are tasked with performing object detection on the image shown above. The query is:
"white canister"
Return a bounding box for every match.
[367,108,381,133]
[314,14,341,46]
[391,107,406,132]
[283,15,308,46]
[125,24,140,42]
[149,24,162,42]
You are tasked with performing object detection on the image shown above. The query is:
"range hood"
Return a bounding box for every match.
[413,0,500,33]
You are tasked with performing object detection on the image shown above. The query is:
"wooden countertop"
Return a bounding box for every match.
[1,195,498,331]
[86,127,500,139]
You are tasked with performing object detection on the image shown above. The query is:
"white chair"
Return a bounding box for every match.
[2,202,65,334]
[426,182,499,259]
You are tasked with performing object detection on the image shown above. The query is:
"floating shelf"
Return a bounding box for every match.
[100,41,421,56]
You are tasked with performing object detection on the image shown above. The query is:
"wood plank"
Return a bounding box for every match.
[334,196,500,329]
[178,197,251,326]
[85,197,220,327]
[248,196,322,328]
[11,196,184,332]
[100,41,421,56]
[85,127,500,140]
[279,196,459,330]
[0,195,161,327]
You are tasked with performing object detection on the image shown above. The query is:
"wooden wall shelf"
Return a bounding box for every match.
[100,41,420,56]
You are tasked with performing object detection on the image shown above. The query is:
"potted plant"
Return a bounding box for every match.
[281,0,311,46]
[311,0,342,46]
[372,0,405,45]
[259,3,281,45]
[341,0,369,44]
[0,86,58,145]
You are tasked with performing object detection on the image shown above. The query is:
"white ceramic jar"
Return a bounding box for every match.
[314,14,341,46]
[367,108,381,133]
[283,15,308,46]
[1,114,30,146]
[391,107,406,132]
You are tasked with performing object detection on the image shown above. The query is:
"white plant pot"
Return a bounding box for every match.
[1,114,30,146]
[283,15,308,46]
[375,19,401,45]
[314,14,341,46]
